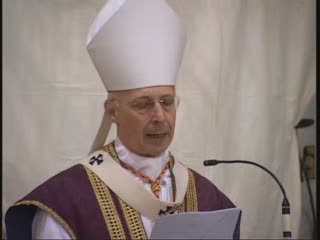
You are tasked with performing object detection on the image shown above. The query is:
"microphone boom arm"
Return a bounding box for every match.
[203,159,291,239]
[204,160,288,200]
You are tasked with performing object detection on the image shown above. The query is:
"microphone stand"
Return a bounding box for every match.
[295,118,316,240]
[203,159,291,239]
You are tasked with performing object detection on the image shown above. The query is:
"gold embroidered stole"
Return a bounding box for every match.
[84,142,199,239]
[85,166,147,239]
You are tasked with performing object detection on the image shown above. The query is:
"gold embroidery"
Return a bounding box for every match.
[166,157,197,213]
[185,170,198,212]
[119,199,147,239]
[85,167,126,239]
[104,142,148,239]
[103,142,119,163]
[14,200,77,239]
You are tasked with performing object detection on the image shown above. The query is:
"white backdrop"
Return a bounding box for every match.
[3,0,315,239]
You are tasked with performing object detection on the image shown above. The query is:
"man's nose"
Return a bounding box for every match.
[150,102,166,122]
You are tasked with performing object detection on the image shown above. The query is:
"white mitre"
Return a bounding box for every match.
[86,0,186,153]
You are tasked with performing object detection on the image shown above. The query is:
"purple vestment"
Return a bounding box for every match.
[5,145,241,239]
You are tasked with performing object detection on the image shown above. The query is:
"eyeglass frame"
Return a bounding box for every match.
[111,95,181,115]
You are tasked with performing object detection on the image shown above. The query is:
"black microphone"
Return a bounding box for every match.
[204,159,291,239]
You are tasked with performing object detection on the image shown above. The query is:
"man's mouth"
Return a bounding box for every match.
[146,133,167,138]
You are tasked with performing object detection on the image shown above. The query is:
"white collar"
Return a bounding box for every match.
[114,137,170,181]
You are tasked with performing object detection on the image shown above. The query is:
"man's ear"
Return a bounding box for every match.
[104,99,118,122]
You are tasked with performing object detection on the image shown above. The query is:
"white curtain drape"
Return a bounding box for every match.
[3,0,315,239]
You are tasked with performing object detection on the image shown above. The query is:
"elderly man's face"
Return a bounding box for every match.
[106,86,177,157]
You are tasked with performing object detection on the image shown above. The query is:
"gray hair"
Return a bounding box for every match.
[107,91,118,100]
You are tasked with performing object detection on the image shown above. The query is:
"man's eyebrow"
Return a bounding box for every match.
[132,96,152,101]
[160,94,174,98]
[131,93,175,101]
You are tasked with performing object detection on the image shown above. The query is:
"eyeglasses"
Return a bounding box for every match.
[129,95,180,114]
